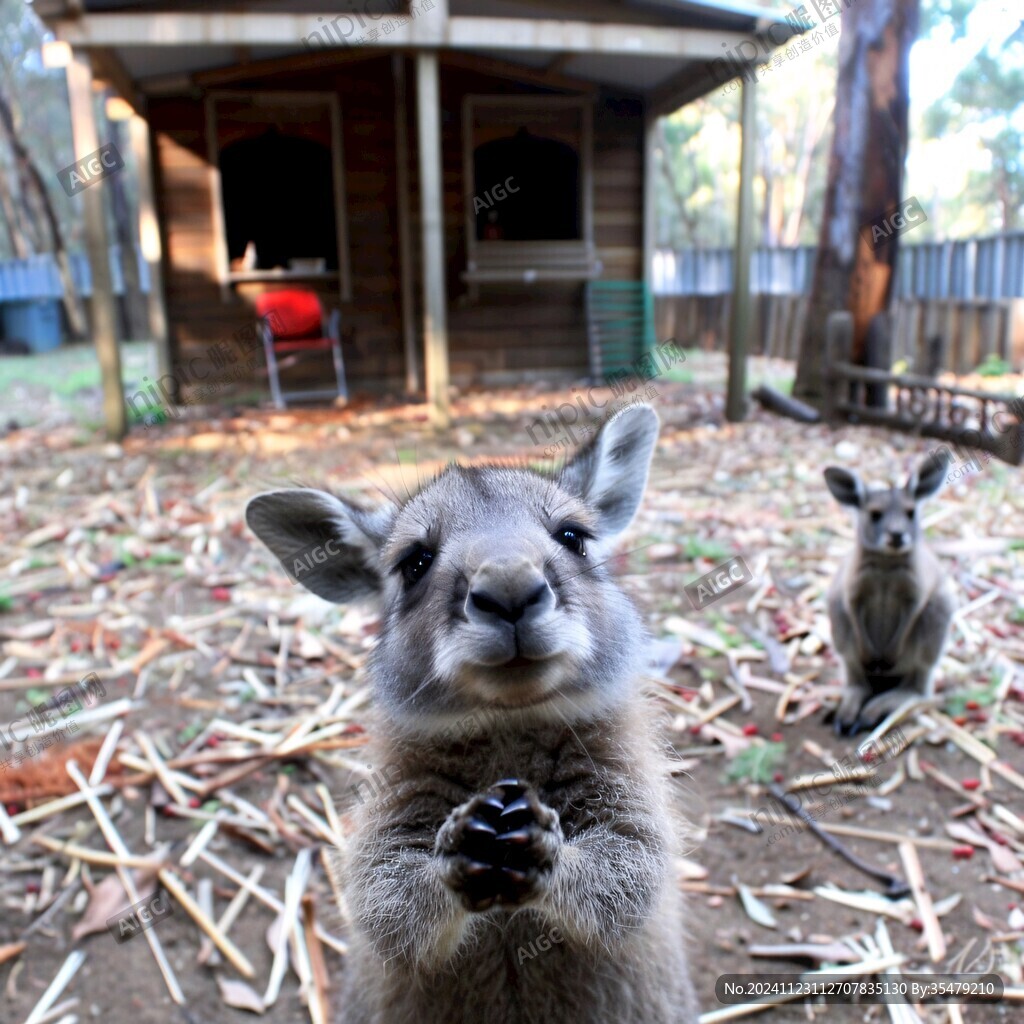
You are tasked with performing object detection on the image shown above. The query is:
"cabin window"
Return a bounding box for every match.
[462,96,597,284]
[206,91,351,299]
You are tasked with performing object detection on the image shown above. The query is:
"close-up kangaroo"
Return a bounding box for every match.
[823,451,956,736]
[245,405,697,1024]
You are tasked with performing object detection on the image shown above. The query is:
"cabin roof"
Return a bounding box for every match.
[37,0,809,113]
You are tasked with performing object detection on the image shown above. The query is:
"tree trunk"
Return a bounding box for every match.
[793,0,920,404]
[0,91,88,337]
[106,110,148,340]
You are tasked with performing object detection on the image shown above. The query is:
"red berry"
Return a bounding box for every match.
[952,845,975,859]
[690,725,703,736]
[188,797,201,809]
[1011,732,1024,746]
[211,587,232,602]
[6,804,21,816]
[965,700,980,711]
[961,778,981,791]
[25,881,40,894]
[69,640,82,653]
[953,715,969,726]
[742,724,759,737]
[206,735,222,748]
[26,668,42,679]
[909,917,924,931]
[773,772,784,783]
[107,637,121,650]
[771,732,783,743]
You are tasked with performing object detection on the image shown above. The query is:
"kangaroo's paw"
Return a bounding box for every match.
[854,689,919,734]
[834,688,868,737]
[436,779,561,912]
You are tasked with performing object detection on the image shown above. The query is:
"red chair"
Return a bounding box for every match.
[256,289,347,409]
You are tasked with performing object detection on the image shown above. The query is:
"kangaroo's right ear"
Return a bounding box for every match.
[906,450,949,502]
[246,489,393,603]
[823,467,865,508]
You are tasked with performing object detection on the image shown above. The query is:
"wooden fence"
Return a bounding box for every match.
[654,233,1024,369]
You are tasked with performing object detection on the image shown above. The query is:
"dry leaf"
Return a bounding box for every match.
[733,877,777,929]
[72,869,158,941]
[0,941,26,965]
[217,976,266,1013]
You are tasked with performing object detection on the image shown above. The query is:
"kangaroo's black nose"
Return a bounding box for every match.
[469,582,548,625]
[889,531,908,548]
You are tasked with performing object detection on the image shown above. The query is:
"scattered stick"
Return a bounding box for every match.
[769,785,910,897]
[158,868,255,978]
[898,841,946,962]
[64,761,185,1005]
[23,951,86,1024]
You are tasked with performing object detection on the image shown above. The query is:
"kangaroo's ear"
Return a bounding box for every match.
[246,489,392,603]
[824,467,864,508]
[559,404,659,537]
[906,450,949,502]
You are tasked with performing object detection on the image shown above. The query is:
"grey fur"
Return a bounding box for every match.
[245,405,697,1024]
[823,451,956,735]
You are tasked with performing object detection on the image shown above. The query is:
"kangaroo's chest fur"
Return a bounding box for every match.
[846,561,928,668]
[336,705,695,1024]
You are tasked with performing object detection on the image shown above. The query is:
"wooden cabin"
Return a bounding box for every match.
[36,0,797,427]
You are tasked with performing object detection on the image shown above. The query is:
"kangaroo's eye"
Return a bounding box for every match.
[397,545,434,586]
[553,525,589,557]
[869,511,883,523]
[906,508,916,519]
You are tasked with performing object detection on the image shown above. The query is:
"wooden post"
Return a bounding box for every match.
[823,310,853,423]
[128,110,172,391]
[393,54,419,395]
[415,52,450,427]
[726,74,756,423]
[67,49,126,440]
[642,107,658,315]
[864,312,891,410]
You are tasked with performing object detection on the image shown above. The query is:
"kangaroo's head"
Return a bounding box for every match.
[246,405,659,731]
[823,450,949,557]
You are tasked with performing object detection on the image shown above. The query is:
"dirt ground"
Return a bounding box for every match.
[1,353,1022,1023]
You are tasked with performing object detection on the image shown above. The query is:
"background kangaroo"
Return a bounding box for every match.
[824,451,956,736]
[246,405,697,1024]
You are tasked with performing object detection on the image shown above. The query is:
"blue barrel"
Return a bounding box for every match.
[1,299,63,352]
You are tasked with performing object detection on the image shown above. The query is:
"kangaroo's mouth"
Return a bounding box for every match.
[501,655,536,669]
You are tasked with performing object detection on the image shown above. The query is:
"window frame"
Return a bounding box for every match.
[205,89,352,302]
[461,94,597,283]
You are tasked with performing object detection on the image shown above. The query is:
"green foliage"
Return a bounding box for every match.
[920,19,1024,233]
[177,722,204,744]
[975,354,1014,376]
[681,537,731,561]
[726,741,787,785]
[944,671,1004,717]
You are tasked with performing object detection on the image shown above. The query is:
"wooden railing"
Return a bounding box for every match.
[824,311,1024,466]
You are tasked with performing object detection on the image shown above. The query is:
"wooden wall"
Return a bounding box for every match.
[149,56,644,399]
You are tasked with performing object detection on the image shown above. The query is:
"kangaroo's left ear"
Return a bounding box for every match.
[558,404,659,537]
[906,450,949,502]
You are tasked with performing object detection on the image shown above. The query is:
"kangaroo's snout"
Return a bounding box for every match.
[466,559,555,627]
[888,529,909,550]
